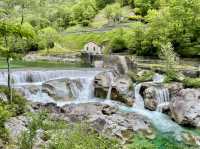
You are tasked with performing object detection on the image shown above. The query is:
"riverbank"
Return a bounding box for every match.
[0,59,88,69]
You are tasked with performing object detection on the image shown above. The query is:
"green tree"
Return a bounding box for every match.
[0,21,35,102]
[160,42,179,77]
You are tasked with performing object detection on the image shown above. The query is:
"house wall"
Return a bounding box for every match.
[84,42,103,55]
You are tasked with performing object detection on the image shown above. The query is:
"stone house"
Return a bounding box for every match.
[83,42,104,55]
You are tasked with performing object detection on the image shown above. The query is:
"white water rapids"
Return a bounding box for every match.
[0,70,189,141]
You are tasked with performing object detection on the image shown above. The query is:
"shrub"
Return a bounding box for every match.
[110,37,127,53]
[48,123,120,149]
[137,71,155,82]
[0,86,27,116]
[183,77,200,88]
[0,104,11,141]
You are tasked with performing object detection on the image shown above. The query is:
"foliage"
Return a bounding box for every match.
[183,77,200,88]
[159,42,178,77]
[110,37,127,53]
[19,112,120,149]
[0,86,27,116]
[104,3,122,23]
[127,133,193,149]
[0,0,199,57]
[0,103,10,141]
[128,70,155,82]
[0,86,26,142]
[48,123,120,149]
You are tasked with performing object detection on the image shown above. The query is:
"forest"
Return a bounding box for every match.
[0,0,200,57]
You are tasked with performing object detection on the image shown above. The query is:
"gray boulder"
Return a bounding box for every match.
[60,103,154,142]
[170,89,200,128]
[103,55,136,75]
[5,116,28,142]
[42,78,83,101]
[94,72,134,106]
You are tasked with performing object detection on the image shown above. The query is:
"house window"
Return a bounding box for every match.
[93,47,96,51]
[86,46,89,51]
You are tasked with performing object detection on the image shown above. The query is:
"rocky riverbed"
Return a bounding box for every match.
[0,55,199,148]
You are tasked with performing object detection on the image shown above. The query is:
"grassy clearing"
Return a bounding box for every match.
[0,59,87,69]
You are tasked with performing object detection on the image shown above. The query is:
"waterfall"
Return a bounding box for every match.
[133,83,144,109]
[0,69,102,104]
[127,82,183,139]
[155,87,170,112]
[106,71,115,100]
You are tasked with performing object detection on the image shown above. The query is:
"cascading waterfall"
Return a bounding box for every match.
[127,82,183,139]
[155,87,170,112]
[0,69,102,104]
[133,83,144,109]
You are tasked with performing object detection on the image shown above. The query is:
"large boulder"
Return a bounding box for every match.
[170,89,200,128]
[103,55,136,75]
[111,76,134,106]
[94,72,134,106]
[165,82,184,98]
[5,116,28,143]
[42,78,83,101]
[30,102,154,143]
[143,86,157,111]
[94,71,118,99]
[54,103,154,142]
[140,83,171,113]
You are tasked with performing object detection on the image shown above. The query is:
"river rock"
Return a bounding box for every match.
[94,71,118,98]
[33,102,154,143]
[143,86,157,111]
[182,133,200,146]
[103,55,136,75]
[165,82,184,97]
[111,76,134,106]
[170,89,200,128]
[42,78,83,101]
[5,116,28,142]
[94,72,134,106]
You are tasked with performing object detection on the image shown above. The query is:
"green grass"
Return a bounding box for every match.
[126,133,195,149]
[0,59,88,69]
[19,112,120,149]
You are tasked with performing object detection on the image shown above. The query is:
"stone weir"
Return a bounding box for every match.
[0,69,102,105]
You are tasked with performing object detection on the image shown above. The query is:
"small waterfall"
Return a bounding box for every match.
[155,87,170,112]
[106,71,115,100]
[133,83,144,109]
[126,82,183,140]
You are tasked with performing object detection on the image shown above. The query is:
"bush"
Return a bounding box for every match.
[183,77,200,88]
[137,71,155,82]
[0,86,27,116]
[0,104,11,141]
[48,123,120,149]
[110,37,127,53]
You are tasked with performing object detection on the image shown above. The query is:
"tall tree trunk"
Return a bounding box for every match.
[21,6,24,25]
[7,57,12,102]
